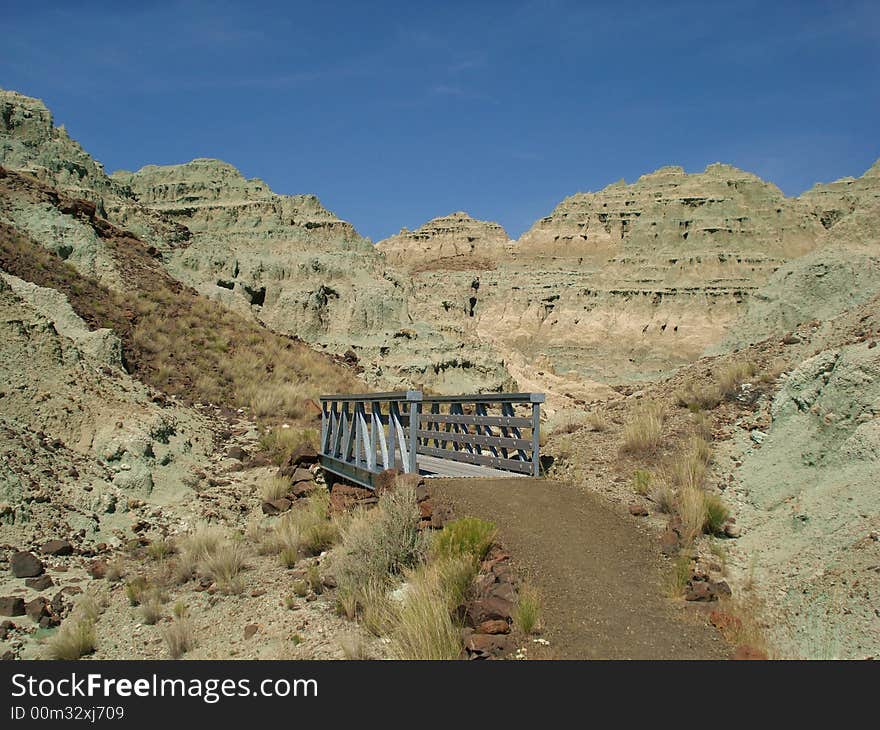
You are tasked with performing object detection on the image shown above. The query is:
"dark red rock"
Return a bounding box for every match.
[244,624,259,640]
[685,581,715,602]
[261,498,292,515]
[329,483,376,511]
[86,559,107,579]
[281,444,318,470]
[41,539,74,556]
[628,503,649,517]
[477,619,510,635]
[468,597,514,625]
[226,446,249,461]
[10,551,43,578]
[25,597,50,623]
[0,597,25,617]
[289,480,315,499]
[25,575,54,591]
[466,633,514,658]
[488,581,517,603]
[289,467,314,484]
[418,499,434,520]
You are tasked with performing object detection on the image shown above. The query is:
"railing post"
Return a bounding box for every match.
[407,390,421,475]
[530,393,544,478]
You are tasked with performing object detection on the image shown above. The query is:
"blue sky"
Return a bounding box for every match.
[2,0,878,241]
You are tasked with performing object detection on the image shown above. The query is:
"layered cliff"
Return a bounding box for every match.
[386,164,840,390]
[377,211,510,267]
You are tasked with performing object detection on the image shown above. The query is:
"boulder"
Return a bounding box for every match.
[329,483,376,511]
[261,498,292,516]
[465,633,514,658]
[25,575,54,591]
[10,551,44,578]
[281,445,318,470]
[86,559,107,579]
[468,596,514,625]
[418,499,434,520]
[243,624,259,640]
[41,539,74,556]
[0,597,25,617]
[25,597,50,623]
[226,446,249,461]
[289,480,315,499]
[477,619,510,635]
[628,503,649,517]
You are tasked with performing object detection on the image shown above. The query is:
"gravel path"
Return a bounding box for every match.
[432,477,728,659]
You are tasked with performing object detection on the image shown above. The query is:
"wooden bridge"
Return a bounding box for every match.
[319,391,544,489]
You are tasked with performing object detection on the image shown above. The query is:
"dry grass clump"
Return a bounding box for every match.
[392,559,466,660]
[666,552,694,597]
[259,428,319,466]
[650,482,676,513]
[677,487,730,545]
[162,617,196,659]
[125,576,148,606]
[46,594,102,660]
[360,579,397,637]
[339,632,372,660]
[666,436,712,491]
[514,584,542,635]
[200,541,248,594]
[47,618,96,660]
[677,487,709,546]
[586,411,609,432]
[675,381,722,411]
[621,401,666,453]
[140,589,165,625]
[717,361,756,398]
[550,410,609,437]
[174,524,248,593]
[105,560,126,582]
[261,475,293,502]
[146,537,174,561]
[703,492,730,535]
[759,358,788,384]
[263,489,339,563]
[676,361,757,411]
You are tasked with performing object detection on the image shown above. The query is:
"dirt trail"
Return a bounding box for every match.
[432,477,728,659]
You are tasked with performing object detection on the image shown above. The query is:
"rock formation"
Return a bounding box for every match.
[377,211,510,267]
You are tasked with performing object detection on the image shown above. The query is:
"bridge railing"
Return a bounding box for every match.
[318,391,544,489]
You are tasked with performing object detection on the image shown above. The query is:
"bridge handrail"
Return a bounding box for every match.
[319,390,544,488]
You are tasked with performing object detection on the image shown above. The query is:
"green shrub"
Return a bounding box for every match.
[514,585,541,635]
[431,517,497,563]
[632,469,653,495]
[704,493,730,535]
[331,485,424,600]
